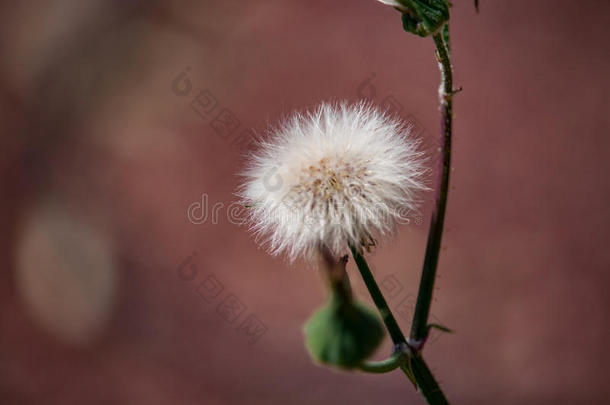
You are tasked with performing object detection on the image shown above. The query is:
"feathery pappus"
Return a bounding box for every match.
[239,101,427,261]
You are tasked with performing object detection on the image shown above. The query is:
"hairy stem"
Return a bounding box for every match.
[409,31,454,343]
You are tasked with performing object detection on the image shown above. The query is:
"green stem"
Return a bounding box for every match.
[410,355,450,405]
[409,31,454,343]
[349,245,406,344]
[359,350,409,373]
[349,246,451,404]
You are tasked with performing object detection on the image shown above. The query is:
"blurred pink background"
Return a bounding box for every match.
[1,1,609,404]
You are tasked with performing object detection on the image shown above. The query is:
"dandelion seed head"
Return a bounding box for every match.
[239,101,427,261]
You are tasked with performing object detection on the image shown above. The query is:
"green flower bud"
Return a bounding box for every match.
[402,0,450,37]
[377,0,451,37]
[304,294,385,369]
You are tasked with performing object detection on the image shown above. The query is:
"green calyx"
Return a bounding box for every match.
[304,292,385,369]
[397,0,451,37]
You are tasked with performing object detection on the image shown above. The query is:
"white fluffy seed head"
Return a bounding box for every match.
[238,101,428,261]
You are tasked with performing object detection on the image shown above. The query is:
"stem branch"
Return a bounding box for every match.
[359,350,409,373]
[349,246,450,404]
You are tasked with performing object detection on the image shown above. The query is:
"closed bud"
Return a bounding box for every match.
[376,0,451,37]
[304,293,385,369]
